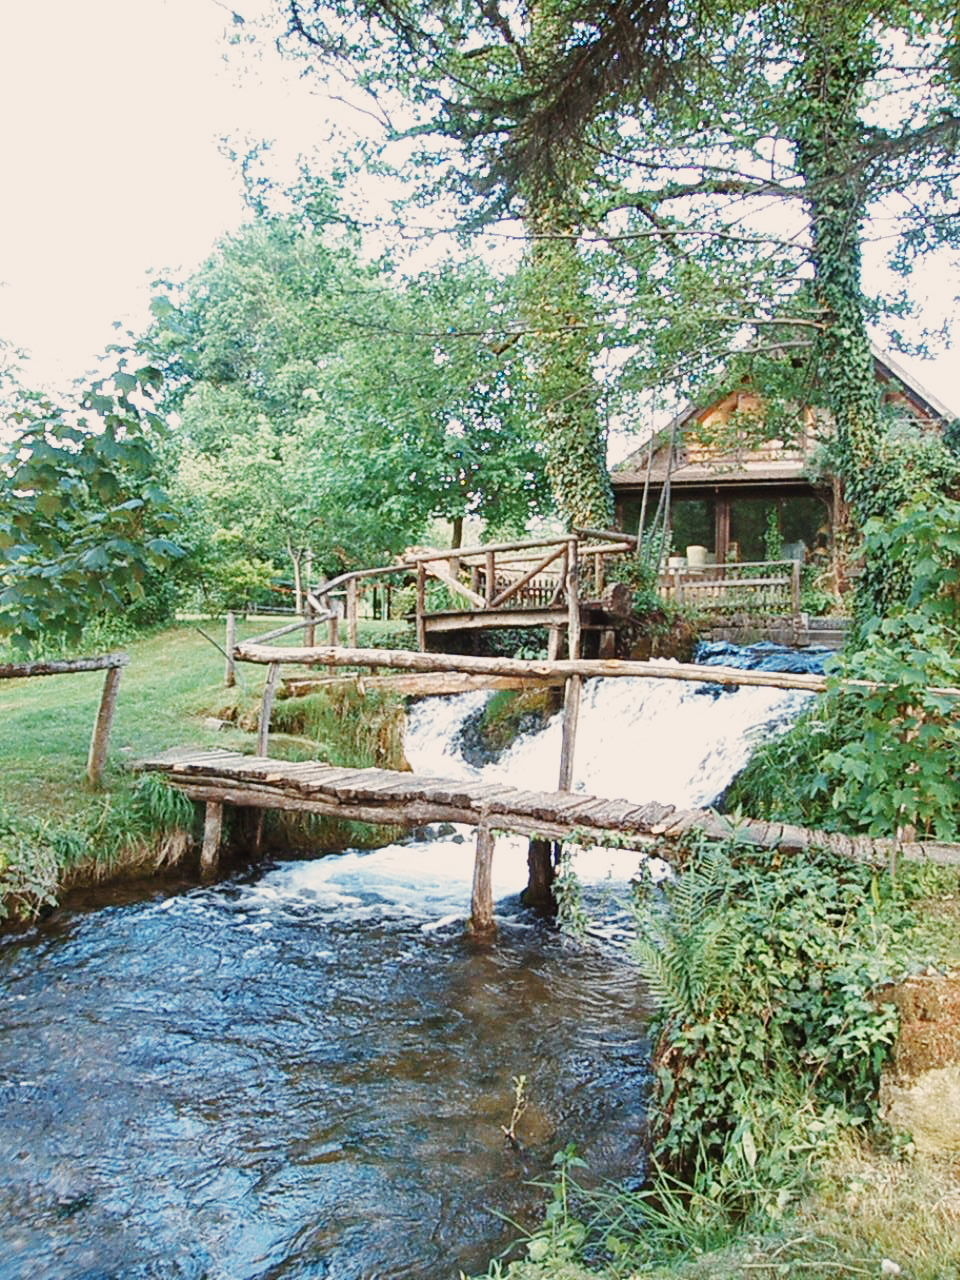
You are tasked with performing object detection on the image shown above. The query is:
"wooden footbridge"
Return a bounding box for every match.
[142,612,960,932]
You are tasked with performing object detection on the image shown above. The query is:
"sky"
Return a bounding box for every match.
[0,0,327,390]
[0,0,957,418]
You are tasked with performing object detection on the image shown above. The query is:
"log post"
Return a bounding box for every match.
[224,611,237,687]
[86,664,123,788]
[257,662,281,758]
[791,557,801,617]
[523,837,556,913]
[566,538,581,660]
[557,674,582,792]
[347,577,359,648]
[200,800,223,875]
[484,550,495,605]
[547,626,561,661]
[470,822,496,935]
[416,561,427,651]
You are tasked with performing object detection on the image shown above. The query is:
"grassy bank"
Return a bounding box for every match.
[0,618,412,918]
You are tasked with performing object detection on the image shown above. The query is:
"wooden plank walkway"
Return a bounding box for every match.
[139,747,960,932]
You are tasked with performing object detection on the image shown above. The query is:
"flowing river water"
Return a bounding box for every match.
[0,643,828,1280]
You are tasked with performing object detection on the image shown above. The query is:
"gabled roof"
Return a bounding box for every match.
[613,345,957,490]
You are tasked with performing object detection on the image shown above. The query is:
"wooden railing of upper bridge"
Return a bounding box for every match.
[243,531,804,671]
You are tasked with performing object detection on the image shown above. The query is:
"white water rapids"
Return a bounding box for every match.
[259,653,815,930]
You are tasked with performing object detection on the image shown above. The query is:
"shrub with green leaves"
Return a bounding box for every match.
[730,495,960,839]
[633,837,900,1216]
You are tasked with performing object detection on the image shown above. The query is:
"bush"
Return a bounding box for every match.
[633,837,900,1213]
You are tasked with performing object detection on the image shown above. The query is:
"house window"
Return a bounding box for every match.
[729,495,828,562]
[670,497,715,557]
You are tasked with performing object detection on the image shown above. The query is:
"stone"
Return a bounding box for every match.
[878,973,960,1154]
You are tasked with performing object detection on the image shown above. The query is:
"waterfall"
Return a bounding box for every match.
[405,645,824,809]
[256,643,827,929]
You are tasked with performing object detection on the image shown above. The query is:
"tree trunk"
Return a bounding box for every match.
[519,2,614,531]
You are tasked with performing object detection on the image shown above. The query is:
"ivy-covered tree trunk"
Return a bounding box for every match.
[522,191,614,529]
[519,0,613,532]
[792,14,905,617]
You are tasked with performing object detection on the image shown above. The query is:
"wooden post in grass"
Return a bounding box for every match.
[86,664,124,788]
[224,611,237,687]
[257,663,281,758]
[470,823,496,935]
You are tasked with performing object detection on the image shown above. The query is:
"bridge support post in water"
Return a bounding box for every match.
[201,801,223,875]
[523,837,557,914]
[470,823,496,935]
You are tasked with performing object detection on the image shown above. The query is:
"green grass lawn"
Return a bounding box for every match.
[0,619,272,820]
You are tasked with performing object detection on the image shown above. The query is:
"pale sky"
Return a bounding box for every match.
[0,0,957,418]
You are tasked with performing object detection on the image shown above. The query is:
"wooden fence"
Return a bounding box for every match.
[1,652,128,787]
[660,559,802,616]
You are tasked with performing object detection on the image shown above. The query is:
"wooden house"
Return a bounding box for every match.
[612,348,956,587]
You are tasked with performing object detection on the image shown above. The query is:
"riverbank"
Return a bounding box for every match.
[0,618,411,919]
[477,846,960,1280]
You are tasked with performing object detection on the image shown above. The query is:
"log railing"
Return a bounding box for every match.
[238,535,804,681]
[0,652,129,787]
[661,558,802,617]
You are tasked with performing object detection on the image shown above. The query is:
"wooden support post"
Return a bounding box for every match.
[86,664,123,788]
[470,822,496,935]
[557,674,582,792]
[200,800,223,875]
[566,539,581,660]
[523,837,556,913]
[224,611,237,687]
[416,561,427,651]
[594,552,605,596]
[791,558,801,617]
[257,662,281,758]
[327,611,339,648]
[347,577,359,648]
[484,550,495,605]
[547,626,561,661]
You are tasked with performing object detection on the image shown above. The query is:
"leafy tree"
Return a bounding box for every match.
[0,362,182,652]
[144,190,550,584]
[282,0,632,528]
[452,0,960,611]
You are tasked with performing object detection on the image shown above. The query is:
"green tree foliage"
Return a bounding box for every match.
[144,190,550,591]
[730,494,960,839]
[283,1,618,528]
[0,363,182,652]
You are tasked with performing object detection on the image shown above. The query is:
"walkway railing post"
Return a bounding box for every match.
[224,611,237,687]
[87,664,123,788]
[416,562,427,651]
[347,577,359,648]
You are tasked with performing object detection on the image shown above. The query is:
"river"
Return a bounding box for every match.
[0,642,828,1280]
